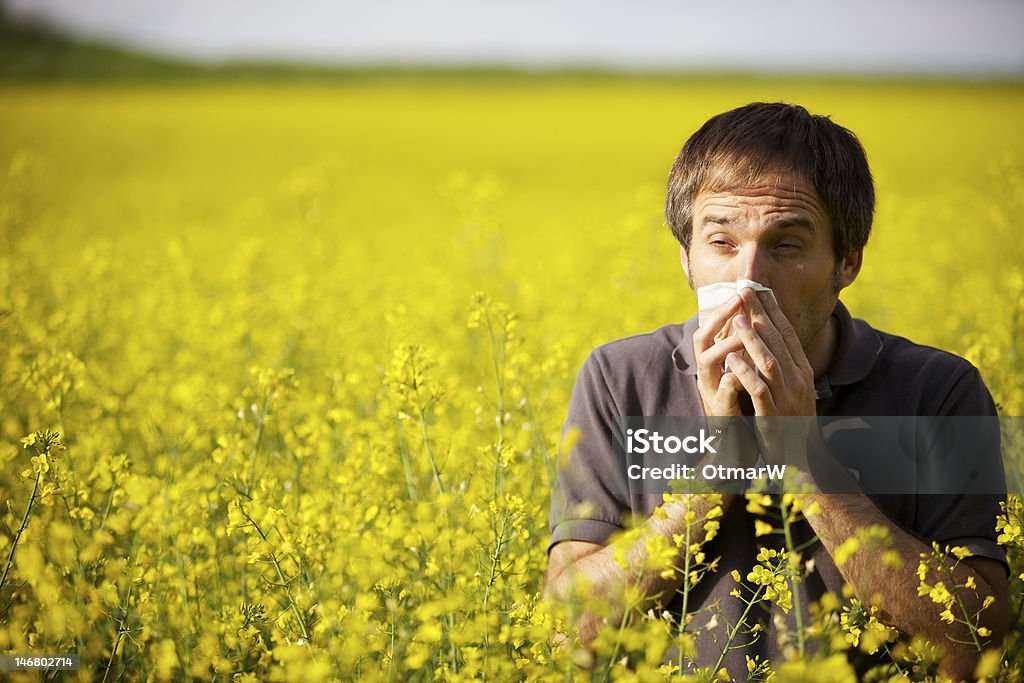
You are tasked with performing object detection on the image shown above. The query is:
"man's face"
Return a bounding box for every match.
[681,171,861,351]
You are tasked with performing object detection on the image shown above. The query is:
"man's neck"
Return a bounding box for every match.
[806,314,839,380]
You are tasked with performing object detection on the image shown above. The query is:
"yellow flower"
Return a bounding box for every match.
[950,546,973,560]
[745,494,773,515]
[31,454,50,476]
[834,538,860,566]
[928,582,953,607]
[881,550,903,568]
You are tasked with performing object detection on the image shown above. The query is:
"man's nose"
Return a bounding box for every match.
[734,245,768,284]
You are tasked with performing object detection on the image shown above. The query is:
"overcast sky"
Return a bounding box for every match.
[6,0,1024,75]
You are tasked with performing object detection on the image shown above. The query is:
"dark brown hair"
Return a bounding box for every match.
[665,102,874,263]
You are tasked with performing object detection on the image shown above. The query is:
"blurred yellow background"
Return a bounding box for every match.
[2,71,1024,680]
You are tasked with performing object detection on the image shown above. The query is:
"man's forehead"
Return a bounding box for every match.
[694,176,827,220]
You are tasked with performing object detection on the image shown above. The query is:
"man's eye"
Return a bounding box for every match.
[776,243,801,251]
[710,240,732,249]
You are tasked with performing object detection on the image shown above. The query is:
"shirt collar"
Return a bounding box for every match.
[672,299,882,396]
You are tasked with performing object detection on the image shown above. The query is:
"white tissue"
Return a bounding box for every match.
[696,279,776,328]
[696,280,777,375]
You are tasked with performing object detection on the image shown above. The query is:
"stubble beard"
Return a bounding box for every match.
[687,265,844,352]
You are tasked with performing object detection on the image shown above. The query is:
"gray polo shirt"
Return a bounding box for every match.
[549,300,1007,678]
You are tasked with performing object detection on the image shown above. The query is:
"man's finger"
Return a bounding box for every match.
[696,331,745,407]
[712,369,746,417]
[717,371,745,399]
[698,335,745,372]
[692,295,742,354]
[725,351,777,414]
[738,287,796,369]
[756,290,809,371]
[731,313,785,389]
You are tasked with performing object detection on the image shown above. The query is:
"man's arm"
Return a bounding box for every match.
[802,489,1008,681]
[545,307,747,645]
[544,494,733,643]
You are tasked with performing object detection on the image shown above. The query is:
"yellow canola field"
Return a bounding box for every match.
[1,80,1023,681]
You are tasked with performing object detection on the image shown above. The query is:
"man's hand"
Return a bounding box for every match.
[694,287,820,473]
[724,288,816,417]
[692,288,816,418]
[692,293,747,417]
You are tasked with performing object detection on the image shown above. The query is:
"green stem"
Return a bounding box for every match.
[387,607,397,683]
[100,582,133,683]
[98,474,119,530]
[601,608,633,683]
[712,582,767,676]
[395,427,419,501]
[244,511,311,644]
[484,312,507,499]
[246,395,273,498]
[100,626,126,683]
[417,406,444,495]
[952,587,984,652]
[481,510,508,677]
[882,642,908,678]
[678,517,693,674]
[0,472,41,601]
[781,503,806,656]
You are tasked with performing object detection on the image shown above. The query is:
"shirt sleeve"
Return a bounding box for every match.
[913,364,1009,575]
[548,349,631,553]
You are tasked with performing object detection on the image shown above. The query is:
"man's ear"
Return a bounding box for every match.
[679,245,690,280]
[837,249,863,289]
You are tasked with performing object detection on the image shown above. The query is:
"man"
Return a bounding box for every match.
[544,102,1008,680]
